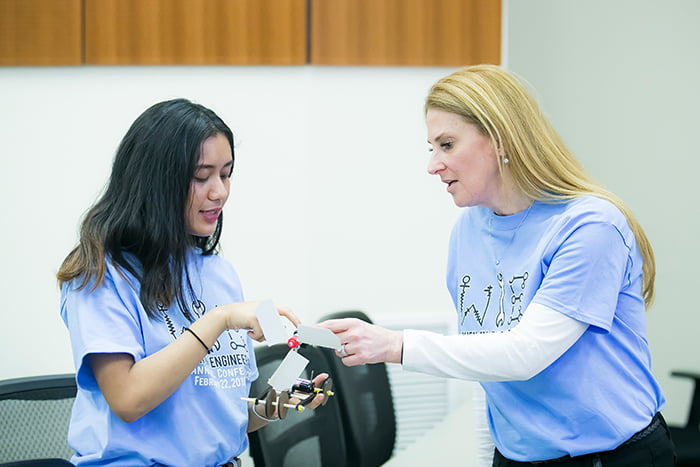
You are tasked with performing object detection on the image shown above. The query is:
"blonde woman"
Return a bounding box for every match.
[319,65,674,466]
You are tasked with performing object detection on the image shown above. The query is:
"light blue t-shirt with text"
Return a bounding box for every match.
[61,250,257,466]
[447,196,664,461]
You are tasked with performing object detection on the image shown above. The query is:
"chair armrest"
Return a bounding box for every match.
[671,370,700,430]
[672,370,700,381]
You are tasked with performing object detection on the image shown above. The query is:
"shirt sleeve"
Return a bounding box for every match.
[61,273,145,390]
[402,302,588,381]
[534,221,633,332]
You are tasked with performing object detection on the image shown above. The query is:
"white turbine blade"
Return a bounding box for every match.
[268,351,308,390]
[296,325,342,351]
[256,299,289,346]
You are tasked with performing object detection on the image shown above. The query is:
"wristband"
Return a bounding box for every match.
[184,327,209,352]
[249,403,279,423]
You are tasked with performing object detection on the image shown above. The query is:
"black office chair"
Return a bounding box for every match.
[0,374,76,466]
[669,370,700,466]
[317,310,397,467]
[247,343,348,467]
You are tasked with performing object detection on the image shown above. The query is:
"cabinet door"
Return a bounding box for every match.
[311,0,501,66]
[85,0,307,65]
[0,0,82,65]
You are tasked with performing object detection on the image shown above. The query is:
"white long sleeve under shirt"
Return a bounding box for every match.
[402,302,588,382]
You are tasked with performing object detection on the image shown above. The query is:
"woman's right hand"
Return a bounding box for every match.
[317,318,404,366]
[216,301,300,342]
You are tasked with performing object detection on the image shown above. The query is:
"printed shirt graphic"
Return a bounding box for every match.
[446,197,665,461]
[60,250,257,467]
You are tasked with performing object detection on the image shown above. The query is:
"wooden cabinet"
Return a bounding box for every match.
[84,0,307,65]
[311,0,501,66]
[0,0,500,66]
[0,0,82,66]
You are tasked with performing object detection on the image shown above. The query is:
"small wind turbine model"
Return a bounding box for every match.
[242,300,340,419]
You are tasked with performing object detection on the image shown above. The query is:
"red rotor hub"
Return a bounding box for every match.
[287,336,300,349]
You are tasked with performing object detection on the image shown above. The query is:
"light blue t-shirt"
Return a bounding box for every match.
[60,250,258,466]
[446,196,665,461]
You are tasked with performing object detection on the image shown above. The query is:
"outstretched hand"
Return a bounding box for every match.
[316,318,404,366]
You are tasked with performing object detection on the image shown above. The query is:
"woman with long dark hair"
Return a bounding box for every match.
[58,98,324,466]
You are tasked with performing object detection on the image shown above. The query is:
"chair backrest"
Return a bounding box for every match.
[0,374,76,464]
[247,344,348,467]
[317,310,397,467]
[668,370,700,466]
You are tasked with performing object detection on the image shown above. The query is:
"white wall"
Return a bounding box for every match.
[1,0,698,463]
[0,66,458,380]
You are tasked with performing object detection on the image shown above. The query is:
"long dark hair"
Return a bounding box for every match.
[57,98,235,319]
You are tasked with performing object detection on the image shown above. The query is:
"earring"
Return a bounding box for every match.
[498,145,509,164]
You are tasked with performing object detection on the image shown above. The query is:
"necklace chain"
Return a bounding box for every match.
[487,202,534,267]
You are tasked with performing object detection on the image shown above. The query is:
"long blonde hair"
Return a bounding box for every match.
[425,64,655,307]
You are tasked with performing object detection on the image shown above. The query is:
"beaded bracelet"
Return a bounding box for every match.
[184,327,209,352]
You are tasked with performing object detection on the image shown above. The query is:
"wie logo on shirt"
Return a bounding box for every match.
[458,272,529,330]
